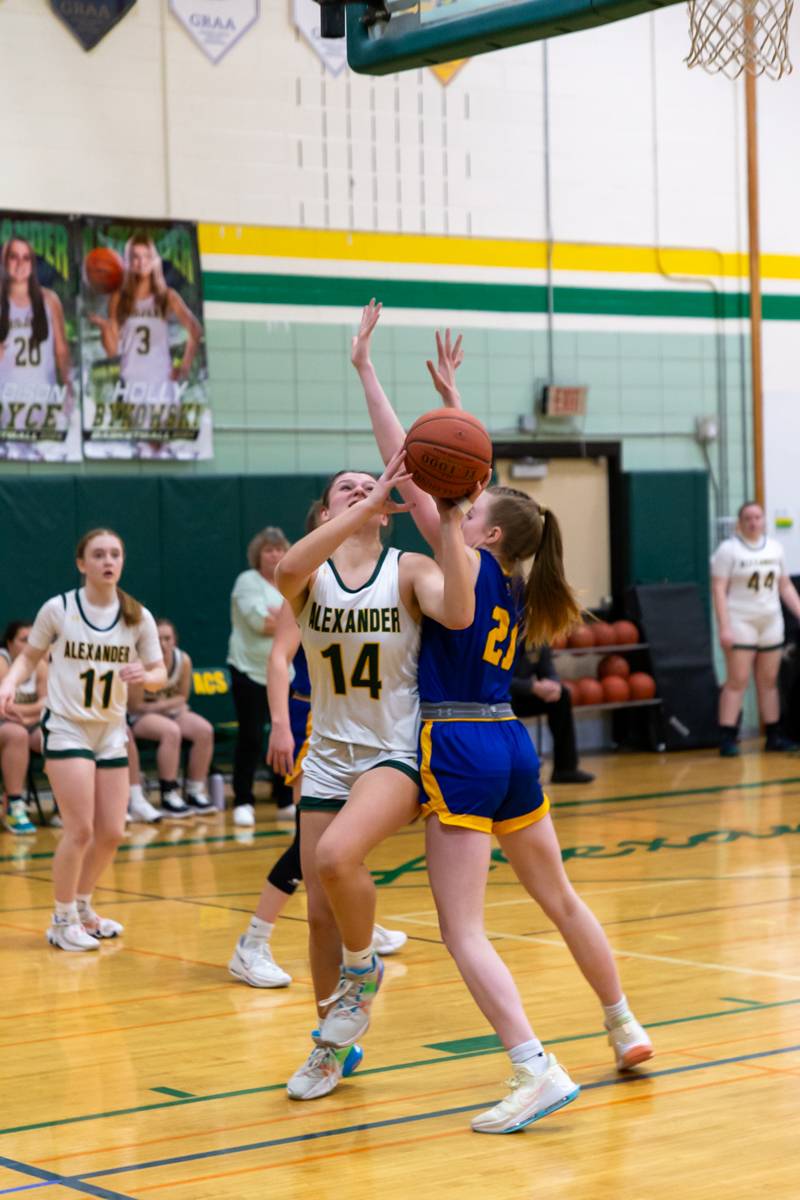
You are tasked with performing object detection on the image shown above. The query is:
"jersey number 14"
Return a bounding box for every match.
[321,643,381,700]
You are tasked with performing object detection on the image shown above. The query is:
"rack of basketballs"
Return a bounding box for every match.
[551,619,659,711]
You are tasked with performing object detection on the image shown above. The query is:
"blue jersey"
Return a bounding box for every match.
[418,549,523,705]
[291,645,310,697]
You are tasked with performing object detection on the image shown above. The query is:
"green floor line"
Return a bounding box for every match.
[149,1087,195,1099]
[2,995,796,1139]
[552,775,800,809]
[4,776,798,867]
[0,829,286,865]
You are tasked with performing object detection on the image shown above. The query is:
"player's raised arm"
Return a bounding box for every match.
[352,300,444,554]
[275,450,412,607]
[426,329,464,409]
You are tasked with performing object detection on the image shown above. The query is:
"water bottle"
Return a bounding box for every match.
[209,773,226,811]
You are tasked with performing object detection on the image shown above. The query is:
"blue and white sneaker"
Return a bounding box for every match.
[286,1031,364,1100]
[4,799,36,836]
[471,1055,580,1134]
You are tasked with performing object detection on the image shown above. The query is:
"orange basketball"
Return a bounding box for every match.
[602,675,630,703]
[568,623,595,649]
[403,408,492,500]
[576,677,603,706]
[592,621,616,647]
[598,654,631,681]
[612,619,640,646]
[629,672,656,700]
[84,246,124,295]
[551,632,568,651]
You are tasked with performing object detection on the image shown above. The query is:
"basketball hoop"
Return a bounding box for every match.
[686,0,794,79]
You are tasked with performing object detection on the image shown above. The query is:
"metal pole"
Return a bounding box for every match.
[744,25,764,506]
[542,42,555,386]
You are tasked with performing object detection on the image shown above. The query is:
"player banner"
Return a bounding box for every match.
[0,212,82,462]
[79,217,212,460]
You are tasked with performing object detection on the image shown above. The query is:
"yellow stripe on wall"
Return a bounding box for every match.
[198,223,800,281]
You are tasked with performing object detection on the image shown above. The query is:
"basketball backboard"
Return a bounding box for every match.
[346,0,684,75]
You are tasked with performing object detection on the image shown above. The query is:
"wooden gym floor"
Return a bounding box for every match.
[1,744,799,1199]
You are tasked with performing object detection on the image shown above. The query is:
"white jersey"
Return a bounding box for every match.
[300,547,420,754]
[0,647,38,705]
[119,296,172,392]
[0,299,57,395]
[711,535,785,616]
[28,590,161,724]
[144,647,183,704]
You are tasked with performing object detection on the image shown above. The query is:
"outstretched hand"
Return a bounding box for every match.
[426,328,464,408]
[366,447,415,515]
[435,470,491,520]
[351,298,382,370]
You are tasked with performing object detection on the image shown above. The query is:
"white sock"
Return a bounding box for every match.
[76,893,93,915]
[509,1037,547,1075]
[603,995,630,1027]
[186,779,206,797]
[55,900,79,924]
[343,944,374,971]
[246,916,273,942]
[129,785,145,805]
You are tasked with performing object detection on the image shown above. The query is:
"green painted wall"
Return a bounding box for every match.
[0,314,751,521]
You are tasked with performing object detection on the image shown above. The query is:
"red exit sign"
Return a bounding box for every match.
[541,385,588,416]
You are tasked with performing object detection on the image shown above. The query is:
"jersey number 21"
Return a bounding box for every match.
[482,606,518,670]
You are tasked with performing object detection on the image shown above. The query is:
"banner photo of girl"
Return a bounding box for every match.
[0,214,82,462]
[79,218,211,460]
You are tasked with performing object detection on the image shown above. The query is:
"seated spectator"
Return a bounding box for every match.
[128,618,214,818]
[0,621,46,834]
[510,643,595,784]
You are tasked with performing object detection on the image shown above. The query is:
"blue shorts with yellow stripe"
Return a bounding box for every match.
[419,717,549,835]
[285,694,311,786]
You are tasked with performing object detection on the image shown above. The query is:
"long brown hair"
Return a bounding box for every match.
[75,528,142,627]
[486,486,580,647]
[116,232,169,327]
[0,237,48,347]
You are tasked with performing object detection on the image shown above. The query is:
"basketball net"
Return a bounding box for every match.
[686,0,794,78]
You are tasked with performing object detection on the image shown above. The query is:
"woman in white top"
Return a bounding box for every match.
[0,620,47,836]
[227,526,293,826]
[711,501,800,756]
[128,618,214,817]
[0,529,165,952]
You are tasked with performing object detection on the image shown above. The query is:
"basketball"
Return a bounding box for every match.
[403,408,492,500]
[592,620,616,647]
[629,672,657,700]
[576,677,604,706]
[84,246,124,294]
[612,619,640,646]
[598,654,631,680]
[551,632,568,651]
[602,675,631,703]
[568,623,595,649]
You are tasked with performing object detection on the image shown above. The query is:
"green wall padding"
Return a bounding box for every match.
[622,470,710,610]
